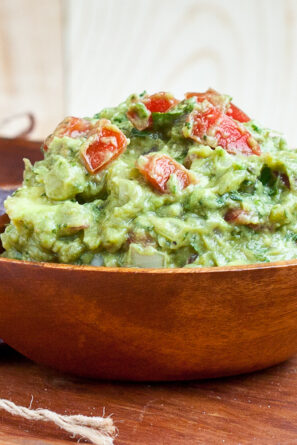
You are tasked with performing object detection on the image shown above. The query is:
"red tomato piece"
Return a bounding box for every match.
[226,103,250,123]
[127,92,179,131]
[43,117,92,151]
[185,89,229,111]
[185,89,219,103]
[215,113,260,155]
[225,208,259,228]
[185,91,203,100]
[55,117,93,138]
[279,172,290,189]
[137,153,195,193]
[185,106,261,156]
[225,208,250,224]
[143,92,179,113]
[81,120,128,174]
[188,106,222,141]
[185,89,250,123]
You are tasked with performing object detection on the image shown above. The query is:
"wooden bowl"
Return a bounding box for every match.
[0,137,297,381]
[0,253,296,380]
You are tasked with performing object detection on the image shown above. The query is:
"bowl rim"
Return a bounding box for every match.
[0,256,297,274]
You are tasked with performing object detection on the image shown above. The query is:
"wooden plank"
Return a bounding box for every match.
[0,346,296,444]
[64,0,297,145]
[0,0,64,139]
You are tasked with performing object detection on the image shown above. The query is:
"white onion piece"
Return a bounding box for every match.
[128,244,165,268]
[91,254,104,267]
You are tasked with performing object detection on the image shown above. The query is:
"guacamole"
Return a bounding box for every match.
[2,89,297,268]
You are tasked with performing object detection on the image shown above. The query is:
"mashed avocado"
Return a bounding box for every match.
[2,89,297,268]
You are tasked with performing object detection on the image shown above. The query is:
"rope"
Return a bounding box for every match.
[0,398,116,445]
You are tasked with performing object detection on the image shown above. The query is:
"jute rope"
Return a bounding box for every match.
[0,398,116,444]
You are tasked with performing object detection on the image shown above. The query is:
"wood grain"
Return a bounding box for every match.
[0,0,64,139]
[0,346,297,444]
[64,0,297,146]
[0,255,297,382]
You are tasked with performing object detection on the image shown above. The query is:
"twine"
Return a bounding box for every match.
[0,398,116,445]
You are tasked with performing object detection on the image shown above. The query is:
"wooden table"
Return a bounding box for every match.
[0,345,296,444]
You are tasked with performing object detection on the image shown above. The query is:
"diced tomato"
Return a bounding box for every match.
[225,208,259,227]
[225,208,250,224]
[136,153,195,193]
[188,106,222,140]
[279,172,290,189]
[185,88,229,111]
[43,117,92,151]
[185,106,260,156]
[56,117,93,138]
[185,89,220,104]
[127,92,179,130]
[185,91,204,100]
[143,92,179,113]
[226,103,250,123]
[81,120,129,174]
[215,114,260,155]
[43,142,49,152]
[185,89,250,123]
[44,116,128,172]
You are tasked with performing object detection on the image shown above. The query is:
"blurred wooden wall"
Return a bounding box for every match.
[0,0,297,145]
[0,0,64,139]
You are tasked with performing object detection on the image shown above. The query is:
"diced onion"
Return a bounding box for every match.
[91,254,104,267]
[128,243,166,268]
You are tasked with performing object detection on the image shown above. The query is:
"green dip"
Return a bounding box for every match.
[2,90,297,268]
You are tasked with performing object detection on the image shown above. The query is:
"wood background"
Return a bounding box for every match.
[0,0,297,144]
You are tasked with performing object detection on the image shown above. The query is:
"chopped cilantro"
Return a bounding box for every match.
[251,123,261,133]
[260,166,274,186]
[229,192,242,202]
